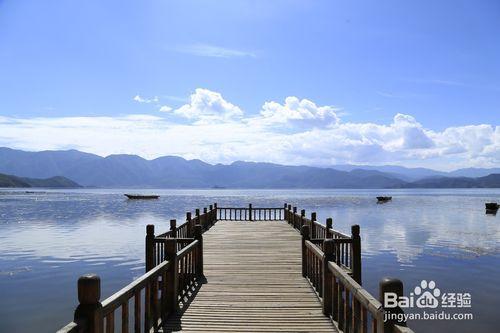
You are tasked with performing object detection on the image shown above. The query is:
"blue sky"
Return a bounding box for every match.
[0,0,499,169]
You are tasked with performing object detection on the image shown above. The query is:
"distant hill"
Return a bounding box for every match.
[0,172,81,188]
[397,174,500,188]
[0,147,499,188]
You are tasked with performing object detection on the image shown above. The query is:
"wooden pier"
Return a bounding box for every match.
[58,204,414,333]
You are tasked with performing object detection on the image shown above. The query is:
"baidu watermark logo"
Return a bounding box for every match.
[384,280,473,322]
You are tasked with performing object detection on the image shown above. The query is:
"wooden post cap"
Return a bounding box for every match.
[203,207,207,213]
[300,209,305,216]
[351,224,360,237]
[146,224,155,236]
[209,204,213,210]
[301,225,310,238]
[186,212,192,220]
[78,274,100,305]
[379,277,403,301]
[287,204,291,210]
[284,203,287,208]
[326,218,333,229]
[170,219,177,230]
[311,212,317,221]
[195,208,200,216]
[293,206,297,213]
[214,203,217,208]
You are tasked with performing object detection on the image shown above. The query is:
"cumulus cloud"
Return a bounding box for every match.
[159,105,173,113]
[1,89,499,170]
[251,96,340,131]
[172,88,243,123]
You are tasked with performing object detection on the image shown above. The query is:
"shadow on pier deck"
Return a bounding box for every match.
[57,204,414,333]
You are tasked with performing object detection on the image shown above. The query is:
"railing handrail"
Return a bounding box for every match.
[176,239,199,260]
[57,320,87,333]
[328,260,383,319]
[101,259,171,316]
[216,206,284,209]
[305,239,324,258]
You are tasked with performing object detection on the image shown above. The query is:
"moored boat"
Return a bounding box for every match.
[485,202,499,211]
[124,194,160,199]
[377,196,392,203]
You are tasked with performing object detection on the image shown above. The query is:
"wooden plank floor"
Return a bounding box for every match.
[160,220,337,332]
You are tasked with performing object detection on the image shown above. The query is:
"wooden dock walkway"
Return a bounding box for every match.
[161,220,337,332]
[58,204,414,333]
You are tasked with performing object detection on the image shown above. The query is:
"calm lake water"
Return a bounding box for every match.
[0,188,499,333]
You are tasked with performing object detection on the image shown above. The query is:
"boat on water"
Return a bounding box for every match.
[485,202,499,211]
[377,196,392,203]
[124,194,160,200]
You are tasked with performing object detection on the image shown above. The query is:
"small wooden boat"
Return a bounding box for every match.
[377,196,392,203]
[124,194,160,200]
[485,202,499,212]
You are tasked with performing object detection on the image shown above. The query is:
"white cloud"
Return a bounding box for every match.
[159,105,173,113]
[1,88,499,170]
[176,43,256,58]
[172,88,243,123]
[250,96,339,131]
[133,95,159,103]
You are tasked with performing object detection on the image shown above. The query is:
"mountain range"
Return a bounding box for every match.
[0,147,499,188]
[0,172,80,188]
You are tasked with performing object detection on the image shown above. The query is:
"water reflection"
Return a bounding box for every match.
[1,188,499,332]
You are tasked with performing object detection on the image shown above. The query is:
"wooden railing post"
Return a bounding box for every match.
[170,219,177,237]
[283,203,288,221]
[326,218,332,239]
[300,209,305,229]
[74,274,102,333]
[311,212,317,239]
[322,239,334,316]
[186,212,192,237]
[287,204,292,224]
[214,203,218,221]
[301,225,310,277]
[165,238,179,314]
[203,207,208,229]
[380,278,406,332]
[194,224,204,277]
[292,206,297,227]
[145,224,155,272]
[195,208,200,229]
[248,203,253,221]
[351,224,362,284]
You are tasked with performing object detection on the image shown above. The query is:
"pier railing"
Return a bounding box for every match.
[284,204,362,284]
[216,204,284,220]
[57,206,212,333]
[300,224,414,333]
[57,202,414,333]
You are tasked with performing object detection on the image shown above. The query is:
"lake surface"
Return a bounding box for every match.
[0,188,499,333]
